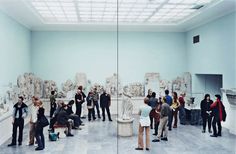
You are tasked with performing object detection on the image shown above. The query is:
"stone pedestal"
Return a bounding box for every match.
[117,118,134,137]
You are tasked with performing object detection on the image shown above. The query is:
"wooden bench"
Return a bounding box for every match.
[53,123,67,138]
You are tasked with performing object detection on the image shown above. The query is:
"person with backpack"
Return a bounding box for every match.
[35,101,48,151]
[210,94,226,137]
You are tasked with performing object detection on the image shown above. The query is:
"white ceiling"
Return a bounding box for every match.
[0,0,235,31]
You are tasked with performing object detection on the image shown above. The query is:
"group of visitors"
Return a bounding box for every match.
[135,89,226,151]
[200,94,226,137]
[8,96,47,151]
[7,85,113,151]
[6,85,226,152]
[74,86,113,122]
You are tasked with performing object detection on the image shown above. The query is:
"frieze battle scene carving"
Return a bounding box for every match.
[0,72,192,118]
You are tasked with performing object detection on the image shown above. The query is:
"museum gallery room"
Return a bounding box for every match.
[0,0,236,153]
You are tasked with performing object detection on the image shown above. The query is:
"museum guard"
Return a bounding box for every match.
[8,96,28,146]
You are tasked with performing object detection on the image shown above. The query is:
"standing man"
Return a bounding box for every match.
[28,96,39,146]
[49,91,57,118]
[8,96,28,146]
[135,97,152,151]
[78,86,87,119]
[75,88,84,121]
[152,97,171,142]
[93,88,101,119]
[100,90,112,122]
[163,90,173,131]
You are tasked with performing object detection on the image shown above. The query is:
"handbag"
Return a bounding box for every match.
[38,115,49,127]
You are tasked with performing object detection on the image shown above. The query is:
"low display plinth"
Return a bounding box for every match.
[117,118,134,137]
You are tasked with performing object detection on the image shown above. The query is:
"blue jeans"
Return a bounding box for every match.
[35,126,45,149]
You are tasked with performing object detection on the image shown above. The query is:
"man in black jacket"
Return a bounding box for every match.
[8,96,28,146]
[75,88,84,120]
[57,104,73,137]
[100,90,112,122]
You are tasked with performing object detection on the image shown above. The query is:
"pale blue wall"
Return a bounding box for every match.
[31,31,186,86]
[0,11,31,87]
[186,11,236,91]
[31,31,117,85]
[119,32,187,85]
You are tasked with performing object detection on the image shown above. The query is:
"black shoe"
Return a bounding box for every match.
[35,147,43,151]
[93,117,96,120]
[135,147,143,150]
[67,133,74,137]
[109,119,113,122]
[168,128,172,131]
[202,130,206,133]
[152,139,160,142]
[81,116,86,119]
[88,119,91,121]
[28,143,34,146]
[150,126,153,129]
[8,143,16,147]
[210,134,217,137]
[80,124,85,126]
[161,137,168,141]
[209,130,212,133]
[98,116,101,119]
[103,119,105,121]
[18,142,22,146]
[146,148,150,151]
[217,133,222,137]
[153,133,157,136]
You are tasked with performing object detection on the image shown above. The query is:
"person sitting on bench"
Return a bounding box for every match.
[57,104,74,137]
[66,100,83,129]
[49,101,64,131]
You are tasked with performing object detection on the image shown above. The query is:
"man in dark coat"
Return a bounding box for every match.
[8,96,28,146]
[100,90,112,121]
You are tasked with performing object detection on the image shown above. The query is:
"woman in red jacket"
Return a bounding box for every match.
[210,94,224,137]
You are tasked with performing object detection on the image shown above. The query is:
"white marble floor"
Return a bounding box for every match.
[1,115,236,154]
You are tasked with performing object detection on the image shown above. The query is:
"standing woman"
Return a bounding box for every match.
[135,97,152,151]
[171,92,180,128]
[87,92,96,121]
[210,95,225,137]
[35,100,47,151]
[200,94,213,133]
